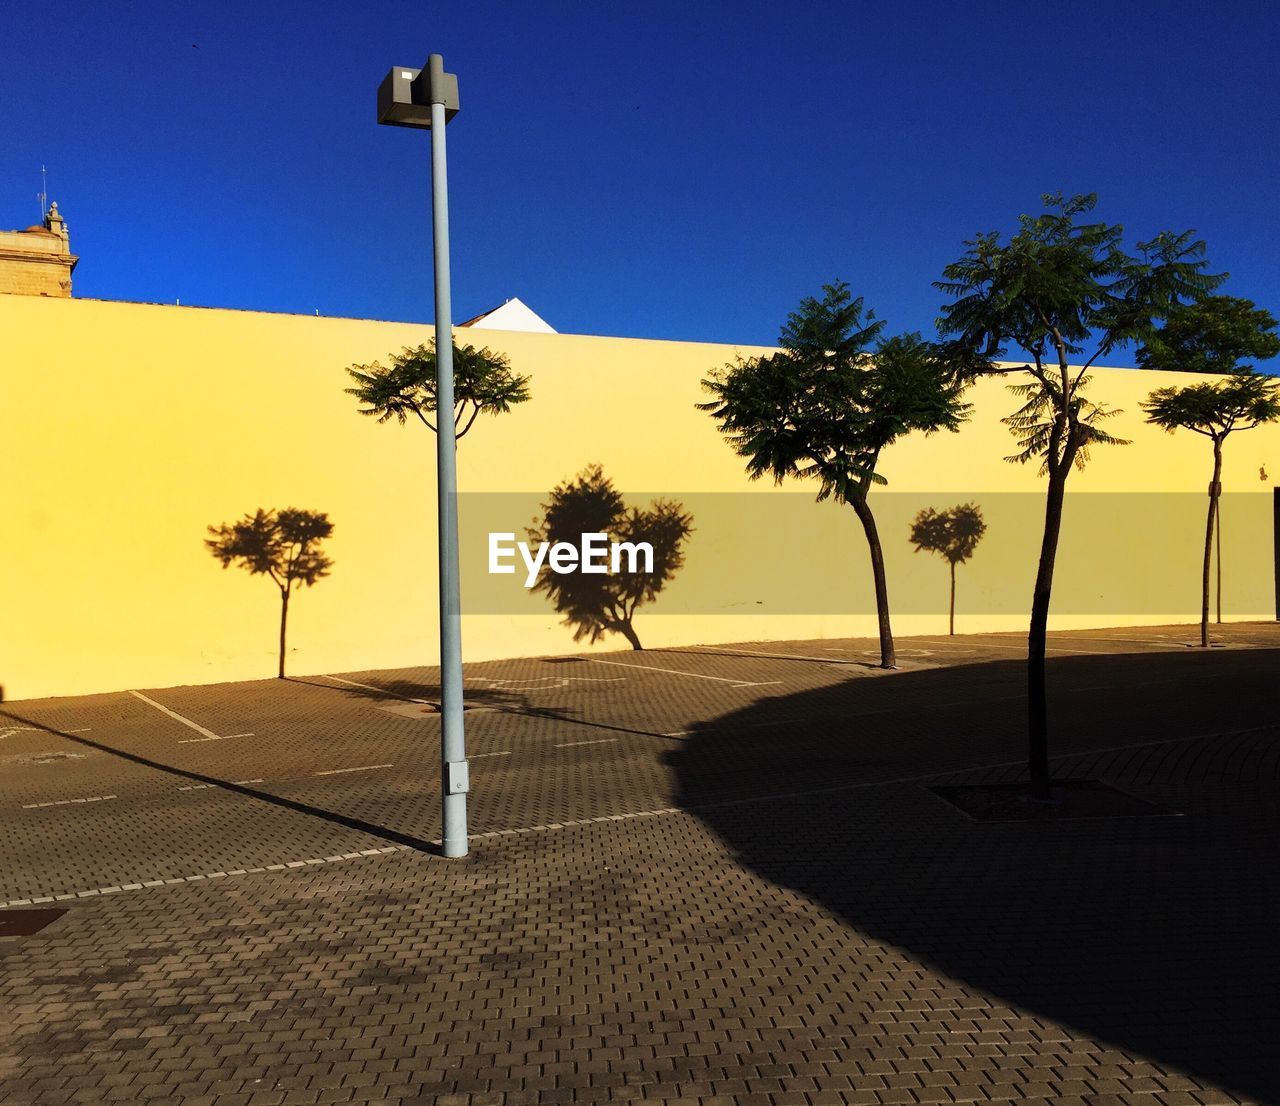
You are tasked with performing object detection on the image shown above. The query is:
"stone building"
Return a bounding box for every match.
[0,202,77,297]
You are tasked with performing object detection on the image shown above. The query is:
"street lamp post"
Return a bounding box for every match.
[377,55,469,858]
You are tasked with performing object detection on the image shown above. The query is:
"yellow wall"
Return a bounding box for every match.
[3,294,1277,701]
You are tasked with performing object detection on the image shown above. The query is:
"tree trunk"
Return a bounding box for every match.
[278,587,290,679]
[1215,498,1222,625]
[1028,466,1069,800]
[1201,441,1223,649]
[850,493,896,668]
[949,560,956,636]
[617,621,643,651]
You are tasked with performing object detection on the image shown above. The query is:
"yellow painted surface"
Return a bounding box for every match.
[3,295,1277,701]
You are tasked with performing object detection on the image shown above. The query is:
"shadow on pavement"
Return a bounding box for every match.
[290,675,683,743]
[668,649,1280,1102]
[0,710,445,856]
[287,675,525,710]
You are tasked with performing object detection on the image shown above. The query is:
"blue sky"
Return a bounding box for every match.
[2,1,1278,352]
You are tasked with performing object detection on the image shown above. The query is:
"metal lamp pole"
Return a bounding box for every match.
[377,54,469,858]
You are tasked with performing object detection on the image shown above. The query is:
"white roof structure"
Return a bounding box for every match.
[458,297,556,333]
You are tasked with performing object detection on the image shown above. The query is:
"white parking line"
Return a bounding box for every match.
[177,733,250,745]
[471,675,626,690]
[7,717,1275,912]
[909,637,1106,656]
[581,657,782,687]
[472,751,512,759]
[313,763,393,777]
[21,794,117,809]
[128,691,253,742]
[679,646,863,664]
[317,675,432,703]
[0,846,408,910]
[2,727,91,740]
[555,739,617,748]
[1049,634,1189,648]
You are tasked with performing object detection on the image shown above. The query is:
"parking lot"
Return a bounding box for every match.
[2,621,1279,1105]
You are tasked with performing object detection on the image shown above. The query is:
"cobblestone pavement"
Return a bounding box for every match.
[1,622,1278,1104]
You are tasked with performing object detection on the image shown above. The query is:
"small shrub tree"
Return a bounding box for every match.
[345,341,530,437]
[206,508,334,678]
[1139,296,1280,627]
[1142,374,1280,646]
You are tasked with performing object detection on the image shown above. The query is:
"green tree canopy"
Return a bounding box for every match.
[345,340,531,438]
[1137,296,1280,375]
[700,284,972,503]
[699,281,973,668]
[1143,373,1280,439]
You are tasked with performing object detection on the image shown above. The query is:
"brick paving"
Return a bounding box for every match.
[1,622,1278,1104]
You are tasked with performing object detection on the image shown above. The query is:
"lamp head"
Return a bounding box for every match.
[377,58,460,128]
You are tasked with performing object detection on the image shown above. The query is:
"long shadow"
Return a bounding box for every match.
[667,648,1280,1102]
[291,675,683,743]
[288,676,530,710]
[0,710,443,855]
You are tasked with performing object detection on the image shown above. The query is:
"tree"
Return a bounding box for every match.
[206,508,334,679]
[699,282,972,668]
[1138,296,1280,623]
[344,340,531,437]
[909,503,987,635]
[1142,374,1280,647]
[527,465,692,650]
[1136,296,1280,376]
[936,192,1223,798]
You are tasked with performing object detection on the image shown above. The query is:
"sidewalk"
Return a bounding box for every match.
[2,623,1277,1104]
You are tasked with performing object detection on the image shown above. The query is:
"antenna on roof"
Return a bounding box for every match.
[38,166,48,220]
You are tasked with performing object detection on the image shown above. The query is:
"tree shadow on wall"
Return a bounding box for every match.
[527,465,693,650]
[666,647,1280,1102]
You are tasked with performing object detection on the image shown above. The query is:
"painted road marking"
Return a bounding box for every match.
[1050,634,1190,649]
[909,636,1102,656]
[554,739,618,749]
[5,720,1274,911]
[2,727,91,740]
[679,646,919,664]
[471,675,626,691]
[0,846,407,910]
[128,691,253,742]
[581,657,782,688]
[471,751,512,759]
[177,733,252,744]
[317,675,432,703]
[313,763,393,777]
[21,794,117,809]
